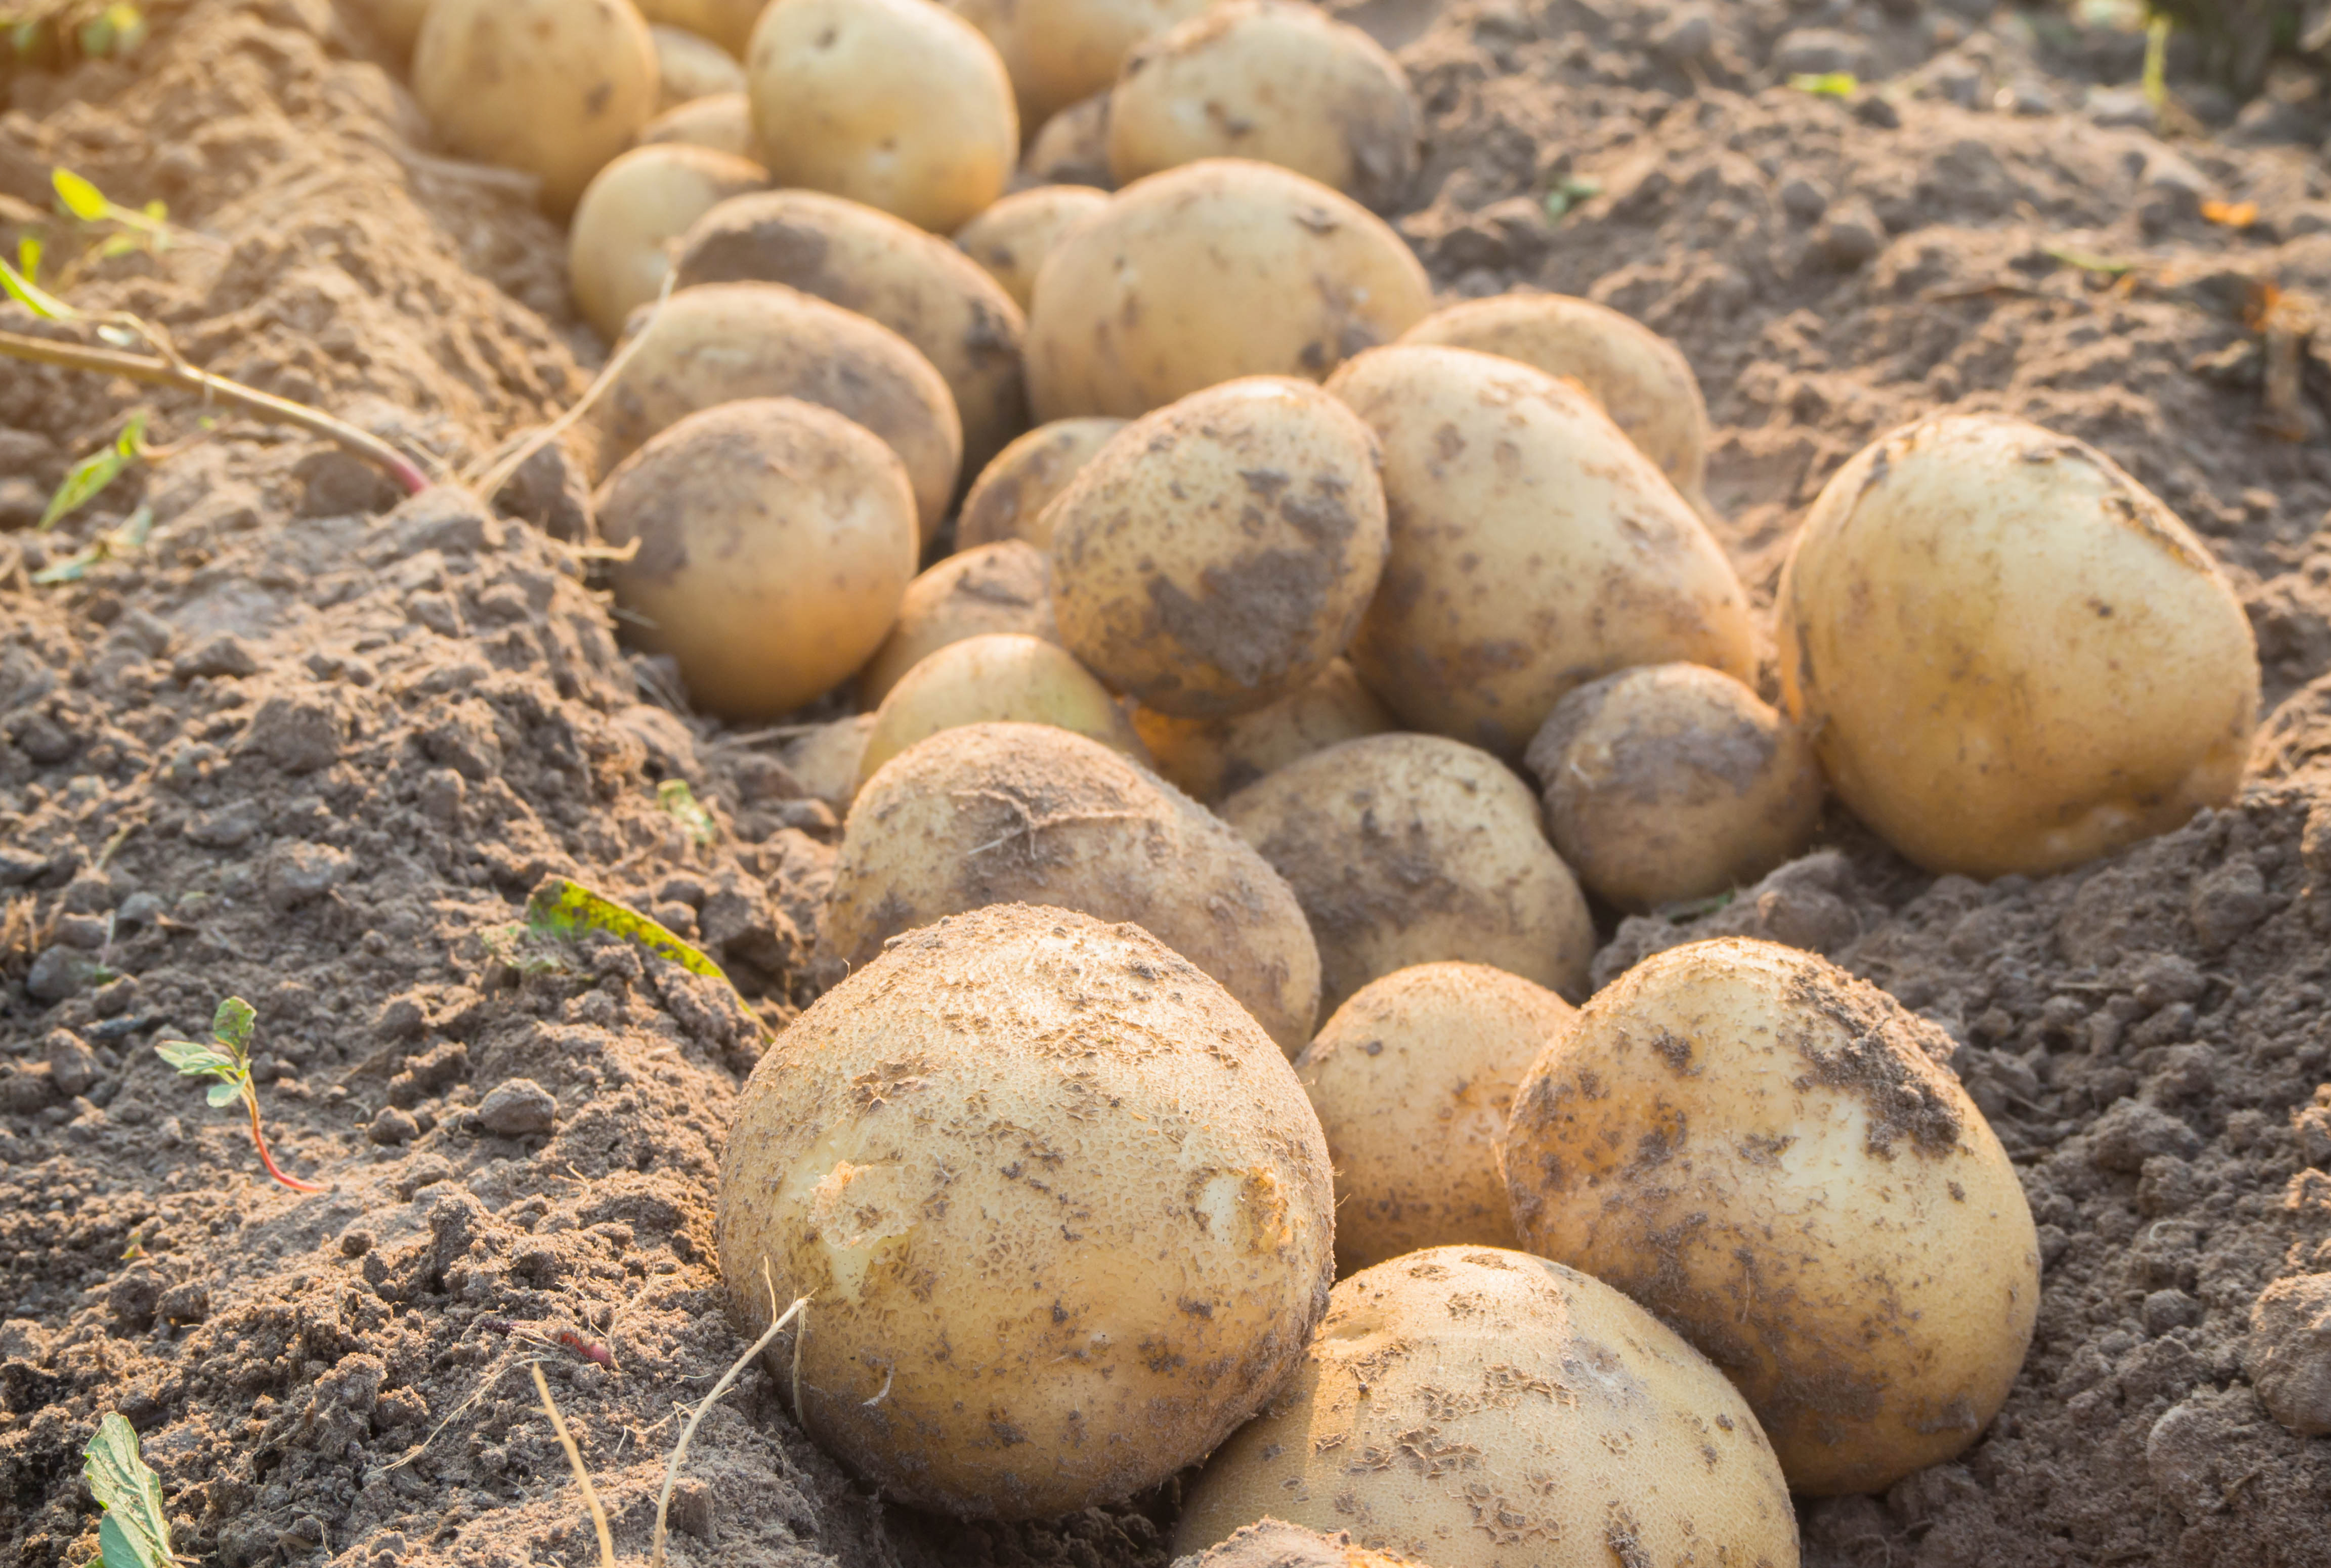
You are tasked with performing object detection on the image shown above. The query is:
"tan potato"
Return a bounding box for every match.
[1022,92,1114,188]
[1296,963,1574,1275]
[1175,1522,1426,1568]
[347,0,432,56]
[1504,937,2041,1496]
[1777,413,2260,879]
[596,398,919,719]
[1132,657,1393,804]
[942,0,1046,126]
[413,0,660,213]
[636,91,759,158]
[859,633,1145,784]
[1327,345,1756,758]
[718,903,1333,1518]
[957,417,1124,550]
[1014,0,1212,124]
[1048,377,1388,717]
[1523,662,1824,914]
[954,185,1110,311]
[635,0,766,54]
[651,24,746,108]
[823,722,1321,1051]
[1221,733,1594,1018]
[1174,1247,1800,1567]
[595,281,963,541]
[1027,159,1431,420]
[1108,1,1418,213]
[746,0,1017,234]
[673,189,1028,479]
[858,541,1059,705]
[781,713,877,813]
[567,144,766,342]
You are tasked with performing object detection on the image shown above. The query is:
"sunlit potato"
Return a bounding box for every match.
[636,92,760,159]
[651,23,747,109]
[857,541,1058,706]
[857,633,1147,784]
[1131,658,1393,804]
[1021,91,1114,188]
[1013,0,1212,125]
[954,185,1111,311]
[955,417,1126,550]
[567,144,766,341]
[635,0,767,55]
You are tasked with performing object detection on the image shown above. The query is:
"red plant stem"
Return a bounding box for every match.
[243,1085,325,1193]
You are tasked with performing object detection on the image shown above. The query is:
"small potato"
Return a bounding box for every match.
[651,25,747,109]
[943,0,1046,126]
[596,281,963,541]
[957,417,1124,551]
[858,540,1058,705]
[823,722,1321,1050]
[1048,377,1388,718]
[1296,963,1574,1275]
[1329,345,1756,757]
[781,713,877,813]
[346,0,431,56]
[746,0,1017,234]
[1504,937,2042,1495]
[567,144,766,342]
[1221,733,1594,1018]
[636,91,759,158]
[596,398,919,719]
[1777,413,2260,878]
[1027,159,1431,420]
[1108,1,1418,213]
[1174,1248,1800,1567]
[1177,1522,1425,1568]
[1132,657,1393,804]
[1014,0,1211,124]
[1524,662,1823,914]
[1022,92,1114,188]
[635,0,766,54]
[859,633,1146,784]
[718,903,1333,1518]
[954,185,1110,311]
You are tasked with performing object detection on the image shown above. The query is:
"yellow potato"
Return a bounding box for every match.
[859,633,1145,784]
[954,185,1110,311]
[1014,0,1212,124]
[1178,1522,1428,1568]
[1131,657,1393,804]
[1027,159,1431,421]
[1174,1247,1800,1567]
[942,0,1046,126]
[1021,91,1114,188]
[635,91,759,158]
[347,0,431,56]
[780,713,877,813]
[635,0,766,54]
[651,24,746,109]
[1327,344,1756,757]
[858,540,1059,705]
[1777,412,2261,878]
[567,144,766,342]
[956,417,1124,550]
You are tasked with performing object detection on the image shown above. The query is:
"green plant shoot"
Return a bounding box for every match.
[1790,71,1859,97]
[520,878,775,1041]
[155,997,325,1193]
[83,1412,176,1568]
[1543,175,1602,219]
[33,502,153,585]
[656,779,717,848]
[40,411,147,530]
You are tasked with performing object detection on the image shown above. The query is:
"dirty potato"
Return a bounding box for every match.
[954,184,1111,310]
[567,143,766,341]
[636,91,759,158]
[1022,91,1114,187]
[858,633,1146,784]
[858,540,1059,705]
[1132,657,1393,804]
[1014,0,1211,124]
[956,417,1126,550]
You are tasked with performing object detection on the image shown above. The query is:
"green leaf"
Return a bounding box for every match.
[53,168,110,223]
[0,252,79,321]
[2043,244,2135,276]
[526,877,731,982]
[116,411,147,458]
[30,547,100,586]
[83,1412,174,1568]
[1543,176,1602,219]
[656,779,717,848]
[16,236,39,285]
[1789,71,1859,97]
[211,996,256,1051]
[153,1039,234,1078]
[204,1081,241,1108]
[38,440,132,531]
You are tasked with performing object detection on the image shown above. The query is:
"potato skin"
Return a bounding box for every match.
[568,144,767,342]
[1172,1247,1800,1568]
[858,633,1147,783]
[955,185,1111,312]
[823,721,1321,1051]
[1026,159,1432,421]
[858,540,1059,706]
[635,0,765,54]
[1502,937,2042,1496]
[717,903,1334,1518]
[1014,0,1212,124]
[1132,657,1393,804]
[1327,345,1756,759]
[636,91,759,158]
[957,417,1126,550]
[651,24,747,109]
[1175,1522,1427,1568]
[1776,412,2260,879]
[1023,92,1114,189]
[1220,733,1594,1018]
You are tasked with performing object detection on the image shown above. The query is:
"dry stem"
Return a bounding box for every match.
[533,1364,616,1568]
[467,268,675,505]
[651,1266,809,1568]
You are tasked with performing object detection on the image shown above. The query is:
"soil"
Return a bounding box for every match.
[6,3,2331,1568]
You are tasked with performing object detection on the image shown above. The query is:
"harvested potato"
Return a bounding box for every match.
[1108,1,1418,213]
[635,0,765,54]
[746,0,1017,234]
[1777,413,2260,878]
[1132,658,1393,804]
[1173,1521,1424,1568]
[1504,937,2042,1495]
[596,398,919,719]
[1174,1248,1800,1567]
[859,633,1145,784]
[858,541,1059,705]
[954,185,1110,310]
[718,903,1333,1517]
[673,189,1028,478]
[956,416,1126,550]
[348,0,432,56]
[943,0,1045,125]
[781,713,877,814]
[1221,733,1593,1018]
[596,281,962,541]
[1015,0,1211,123]
[636,91,759,158]
[1023,92,1113,188]
[1523,662,1823,914]
[823,722,1321,1050]
[1027,159,1431,420]
[1327,345,1756,757]
[1296,963,1574,1274]
[651,24,746,108]
[567,144,766,341]
[1048,377,1388,717]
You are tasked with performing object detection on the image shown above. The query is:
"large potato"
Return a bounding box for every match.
[1027,159,1431,421]
[1777,412,2260,879]
[1328,345,1756,758]
[824,722,1321,1050]
[1221,733,1593,1018]
[635,0,765,54]
[1048,377,1388,718]
[858,540,1059,705]
[1022,91,1114,187]
[858,633,1146,783]
[718,903,1334,1517]
[595,281,962,540]
[1108,1,1418,213]
[651,24,747,108]
[596,398,919,719]
[956,416,1125,550]
[954,185,1111,311]
[413,0,660,213]
[746,0,1017,234]
[567,144,766,341]
[1132,657,1392,804]
[1174,1248,1800,1567]
[1014,0,1211,123]
[1503,937,2042,1496]
[636,91,758,158]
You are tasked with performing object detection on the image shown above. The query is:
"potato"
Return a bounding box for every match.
[596,281,962,541]
[595,398,919,719]
[1132,657,1392,804]
[1108,1,1418,213]
[1027,159,1432,421]
[1503,937,2041,1495]
[954,185,1110,311]
[567,144,766,342]
[942,0,1045,126]
[1173,1247,1800,1567]
[746,0,1017,234]
[1327,345,1756,758]
[718,902,1333,1517]
[635,0,765,54]
[858,633,1145,784]
[956,417,1124,550]
[636,91,759,158]
[1022,92,1113,189]
[413,0,660,213]
[781,713,877,813]
[1175,1521,1424,1568]
[347,0,432,56]
[1523,662,1823,914]
[651,24,746,108]
[1014,0,1212,124]
[1221,733,1593,1018]
[858,541,1059,705]
[1048,377,1388,718]
[823,722,1321,1050]
[1296,963,1573,1275]
[1398,294,1713,507]
[673,189,1028,478]
[1777,412,2260,879]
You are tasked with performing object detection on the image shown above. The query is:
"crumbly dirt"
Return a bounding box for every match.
[8,3,2331,1568]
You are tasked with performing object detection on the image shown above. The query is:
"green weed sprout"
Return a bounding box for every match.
[154,998,325,1194]
[83,1412,177,1568]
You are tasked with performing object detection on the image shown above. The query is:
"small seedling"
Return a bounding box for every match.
[83,1412,177,1568]
[656,779,717,849]
[1543,175,1602,220]
[1789,71,1859,98]
[154,998,325,1194]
